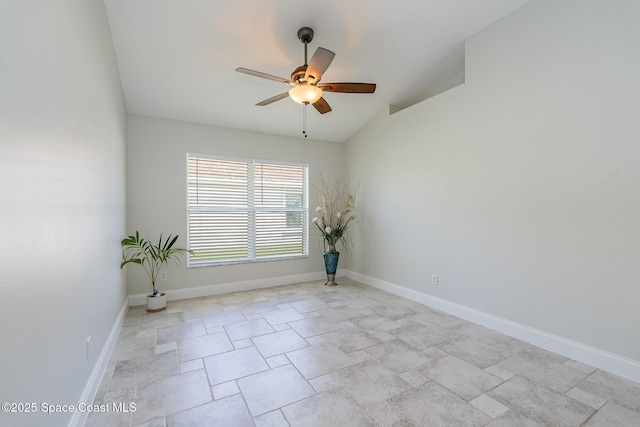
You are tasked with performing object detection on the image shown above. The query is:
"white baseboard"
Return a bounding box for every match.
[68,300,128,427]
[128,270,335,306]
[344,269,640,384]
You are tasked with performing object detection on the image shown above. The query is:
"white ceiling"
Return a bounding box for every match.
[104,0,531,142]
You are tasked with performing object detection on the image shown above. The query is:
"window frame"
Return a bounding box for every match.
[186,152,309,267]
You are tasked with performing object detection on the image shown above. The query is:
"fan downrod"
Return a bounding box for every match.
[293,27,315,80]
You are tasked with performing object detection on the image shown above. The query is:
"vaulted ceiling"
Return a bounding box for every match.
[104,0,531,142]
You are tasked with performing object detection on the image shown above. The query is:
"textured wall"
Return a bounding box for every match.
[0,1,127,425]
[125,115,345,296]
[346,0,640,362]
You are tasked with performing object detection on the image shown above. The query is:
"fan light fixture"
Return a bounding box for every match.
[288,84,323,105]
[236,26,377,137]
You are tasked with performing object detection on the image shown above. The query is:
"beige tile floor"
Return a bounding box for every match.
[87,278,640,426]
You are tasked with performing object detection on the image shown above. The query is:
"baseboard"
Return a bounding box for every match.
[68,299,128,427]
[128,270,335,306]
[344,269,640,384]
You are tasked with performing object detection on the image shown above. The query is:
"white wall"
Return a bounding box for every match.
[346,0,640,363]
[0,1,127,426]
[126,115,344,296]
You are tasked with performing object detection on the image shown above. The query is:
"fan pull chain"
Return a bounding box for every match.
[302,102,308,138]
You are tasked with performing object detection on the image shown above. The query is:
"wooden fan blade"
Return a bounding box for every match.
[319,82,376,93]
[312,97,332,114]
[236,68,294,85]
[304,47,335,83]
[256,92,289,106]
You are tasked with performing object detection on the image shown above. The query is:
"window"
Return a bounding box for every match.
[187,153,308,266]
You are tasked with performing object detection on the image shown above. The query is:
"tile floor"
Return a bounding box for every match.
[87,278,640,426]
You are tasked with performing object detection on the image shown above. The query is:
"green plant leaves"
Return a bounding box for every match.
[120,230,190,294]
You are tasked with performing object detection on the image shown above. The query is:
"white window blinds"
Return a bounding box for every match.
[187,154,308,266]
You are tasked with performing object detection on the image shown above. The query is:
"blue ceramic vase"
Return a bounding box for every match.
[323,246,339,286]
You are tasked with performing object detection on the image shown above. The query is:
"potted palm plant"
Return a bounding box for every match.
[120,231,190,312]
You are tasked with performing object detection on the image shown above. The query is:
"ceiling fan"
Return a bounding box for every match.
[236,27,376,115]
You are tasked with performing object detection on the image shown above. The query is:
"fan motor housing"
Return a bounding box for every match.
[291,65,319,84]
[291,65,306,82]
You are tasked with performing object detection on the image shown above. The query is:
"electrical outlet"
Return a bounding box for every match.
[160,272,167,281]
[432,275,438,286]
[86,336,91,360]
